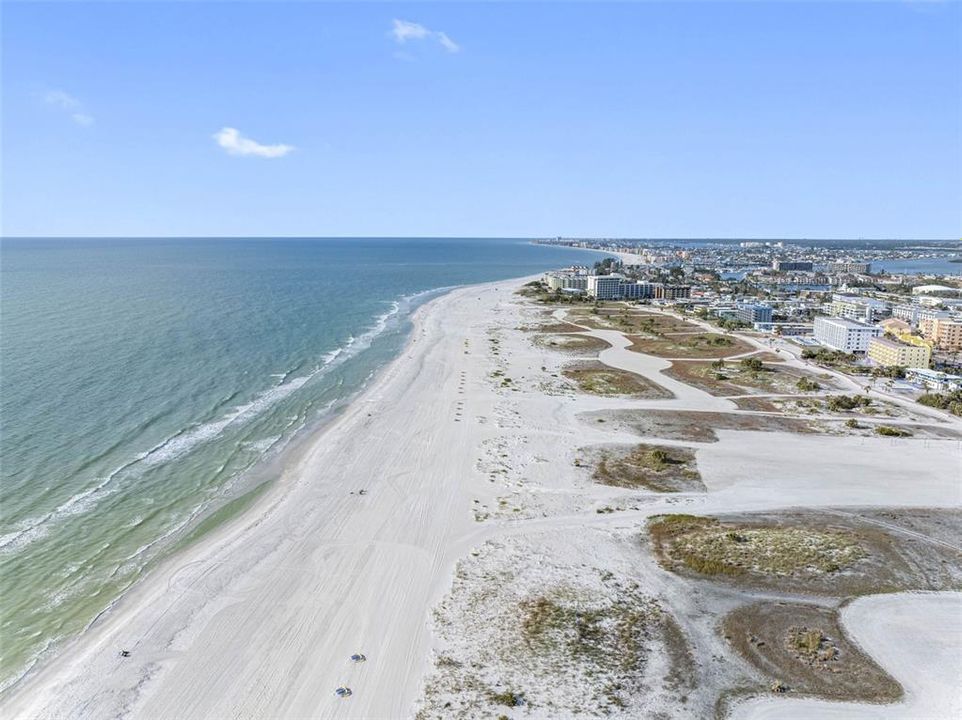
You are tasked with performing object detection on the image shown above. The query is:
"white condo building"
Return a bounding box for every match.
[543,267,590,293]
[586,274,624,300]
[813,316,881,353]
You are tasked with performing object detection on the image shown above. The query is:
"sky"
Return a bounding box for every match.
[2,1,959,239]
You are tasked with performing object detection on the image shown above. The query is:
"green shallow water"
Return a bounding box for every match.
[0,237,605,689]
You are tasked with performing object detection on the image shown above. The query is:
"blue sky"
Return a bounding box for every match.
[2,1,959,238]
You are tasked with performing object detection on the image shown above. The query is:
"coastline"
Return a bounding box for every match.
[529,240,642,267]
[5,271,960,719]
[0,274,538,718]
[0,281,442,697]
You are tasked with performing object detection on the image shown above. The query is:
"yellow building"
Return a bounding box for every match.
[893,330,933,349]
[867,336,931,369]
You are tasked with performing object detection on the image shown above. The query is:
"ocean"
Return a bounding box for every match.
[0,237,605,690]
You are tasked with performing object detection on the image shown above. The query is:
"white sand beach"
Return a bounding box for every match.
[4,277,961,719]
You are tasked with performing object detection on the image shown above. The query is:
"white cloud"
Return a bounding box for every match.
[43,90,94,126]
[212,127,294,158]
[391,19,460,53]
[43,90,81,110]
[392,19,431,43]
[436,32,460,54]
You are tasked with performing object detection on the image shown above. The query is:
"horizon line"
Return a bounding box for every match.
[2,235,960,242]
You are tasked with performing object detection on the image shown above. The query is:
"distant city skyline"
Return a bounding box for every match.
[3,2,960,238]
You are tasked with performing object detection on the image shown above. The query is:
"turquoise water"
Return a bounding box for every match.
[0,237,605,689]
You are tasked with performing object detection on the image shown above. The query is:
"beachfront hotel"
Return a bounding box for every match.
[586,274,625,300]
[813,315,882,353]
[544,269,589,292]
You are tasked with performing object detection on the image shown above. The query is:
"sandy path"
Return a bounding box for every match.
[593,331,736,411]
[696,431,961,508]
[558,313,736,411]
[730,592,962,719]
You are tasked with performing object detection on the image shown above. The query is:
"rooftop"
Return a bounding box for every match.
[912,284,958,294]
[831,294,889,307]
[869,336,918,350]
[815,315,877,330]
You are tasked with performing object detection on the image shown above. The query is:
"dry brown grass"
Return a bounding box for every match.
[589,443,705,492]
[646,509,962,597]
[562,362,673,399]
[566,308,700,334]
[417,550,697,719]
[626,333,755,359]
[533,333,611,355]
[648,514,866,580]
[663,360,835,397]
[731,397,781,412]
[581,409,817,443]
[749,352,785,363]
[514,585,676,702]
[724,602,902,703]
[521,321,587,334]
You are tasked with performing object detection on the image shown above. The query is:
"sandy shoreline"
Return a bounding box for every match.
[5,276,960,719]
[2,277,527,718]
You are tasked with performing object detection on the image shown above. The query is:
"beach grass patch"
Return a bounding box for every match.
[796,377,821,392]
[590,443,704,492]
[663,360,830,397]
[522,321,588,334]
[533,333,611,354]
[627,333,756,359]
[562,362,672,399]
[518,588,663,674]
[875,425,912,437]
[649,515,866,579]
[565,308,700,334]
[489,689,525,707]
[723,602,903,703]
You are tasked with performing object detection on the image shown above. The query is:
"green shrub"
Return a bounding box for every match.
[801,347,856,366]
[719,317,750,331]
[678,553,744,576]
[872,365,906,379]
[826,394,872,412]
[490,690,525,707]
[918,391,962,417]
[789,628,825,655]
[875,425,912,437]
[649,448,670,466]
